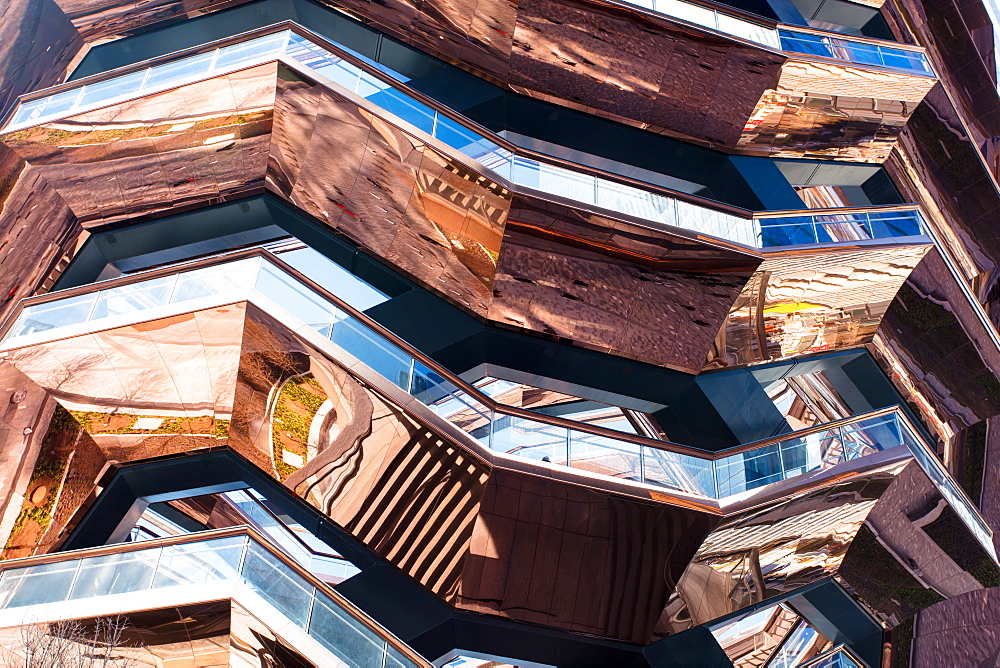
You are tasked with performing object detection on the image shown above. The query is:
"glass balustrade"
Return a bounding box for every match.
[0,533,419,667]
[621,0,780,47]
[1,252,994,555]
[778,29,933,75]
[757,209,924,246]
[597,0,930,74]
[2,28,928,250]
[2,253,984,526]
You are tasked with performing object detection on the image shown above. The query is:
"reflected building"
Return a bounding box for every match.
[0,0,996,665]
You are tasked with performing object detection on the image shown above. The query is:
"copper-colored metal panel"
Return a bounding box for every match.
[661,459,999,640]
[909,588,1000,667]
[708,243,931,369]
[508,0,783,147]
[737,60,935,161]
[492,196,758,372]
[872,249,1000,447]
[0,64,279,226]
[50,0,247,41]
[5,304,246,416]
[0,0,82,113]
[658,466,898,638]
[839,460,1000,625]
[0,146,80,327]
[457,467,719,642]
[269,70,511,316]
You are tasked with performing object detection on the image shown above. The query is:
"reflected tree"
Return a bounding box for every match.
[3,615,144,667]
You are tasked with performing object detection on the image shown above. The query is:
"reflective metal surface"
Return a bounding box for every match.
[0,250,994,643]
[737,58,936,161]
[4,25,929,252]
[0,42,931,369]
[0,146,80,329]
[871,248,1000,447]
[493,195,758,372]
[709,243,931,368]
[660,457,1000,639]
[25,0,935,165]
[4,250,976,509]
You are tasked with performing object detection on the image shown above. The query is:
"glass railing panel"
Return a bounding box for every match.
[879,48,930,73]
[758,216,819,246]
[214,31,288,70]
[6,263,260,343]
[641,446,715,495]
[0,560,80,607]
[778,29,933,74]
[596,178,675,223]
[325,316,415,386]
[778,30,837,58]
[868,210,923,237]
[274,247,389,312]
[812,213,873,242]
[491,415,569,464]
[831,40,882,67]
[716,13,781,48]
[77,70,148,107]
[308,596,391,667]
[8,292,99,338]
[715,443,784,497]
[10,87,82,127]
[0,534,420,666]
[568,430,642,483]
[758,210,924,247]
[256,260,343,333]
[169,257,259,303]
[656,0,717,29]
[241,540,315,627]
[67,549,159,599]
[142,52,216,89]
[768,620,821,668]
[368,86,437,136]
[801,647,864,668]
[150,536,244,588]
[90,274,176,320]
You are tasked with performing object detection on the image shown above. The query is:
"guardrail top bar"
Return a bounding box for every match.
[0,248,992,555]
[0,23,932,255]
[0,525,430,666]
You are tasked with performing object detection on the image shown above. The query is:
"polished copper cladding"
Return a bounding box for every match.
[0,0,995,663]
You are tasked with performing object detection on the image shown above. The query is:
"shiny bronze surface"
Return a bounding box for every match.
[20,0,935,163]
[872,249,1000,448]
[738,59,935,161]
[660,459,1000,639]
[493,196,759,372]
[708,243,930,368]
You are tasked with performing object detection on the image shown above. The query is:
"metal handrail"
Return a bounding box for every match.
[1,247,994,549]
[0,247,911,461]
[0,525,430,666]
[0,23,932,236]
[1,22,754,221]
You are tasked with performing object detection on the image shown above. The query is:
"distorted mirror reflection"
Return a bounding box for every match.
[711,603,833,668]
[763,370,854,430]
